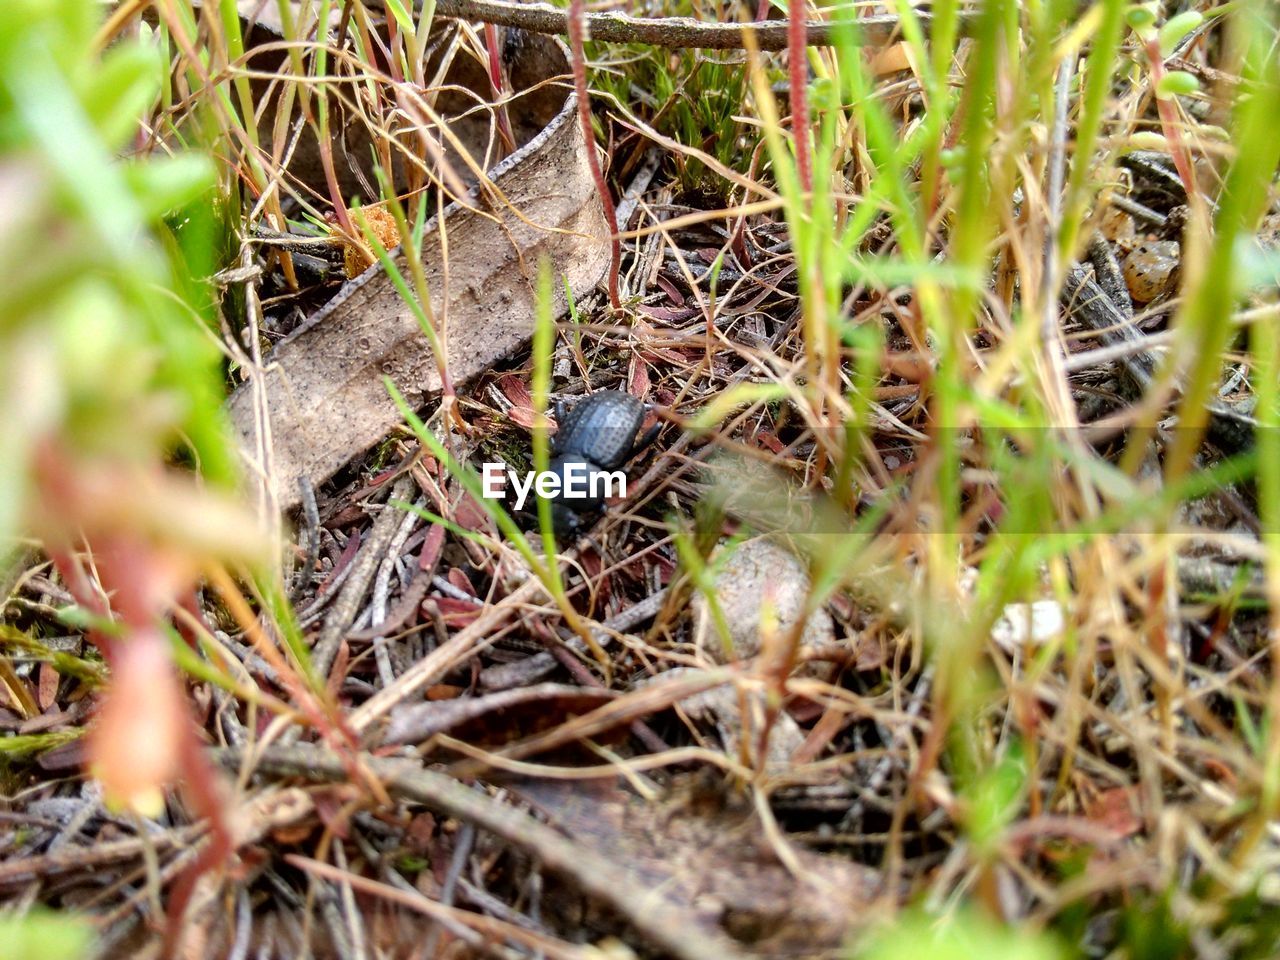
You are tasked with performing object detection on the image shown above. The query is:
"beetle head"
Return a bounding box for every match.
[550,500,587,537]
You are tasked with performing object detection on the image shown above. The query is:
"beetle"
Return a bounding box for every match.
[541,390,660,535]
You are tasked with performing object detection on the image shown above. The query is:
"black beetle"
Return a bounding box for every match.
[542,390,659,535]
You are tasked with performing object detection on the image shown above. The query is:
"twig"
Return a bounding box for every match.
[448,668,731,776]
[431,0,967,51]
[291,854,589,959]
[0,826,201,888]
[332,842,369,960]
[843,665,933,826]
[431,574,484,602]
[421,821,475,958]
[290,476,322,604]
[615,146,663,228]
[478,586,670,690]
[370,495,424,687]
[1062,263,1257,452]
[228,889,253,960]
[350,576,548,733]
[1063,330,1171,373]
[312,475,417,679]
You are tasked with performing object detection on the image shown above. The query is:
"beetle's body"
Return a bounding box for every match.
[545,391,651,534]
[553,391,647,470]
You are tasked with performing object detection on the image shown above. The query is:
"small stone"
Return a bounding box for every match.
[692,537,835,666]
[991,599,1066,652]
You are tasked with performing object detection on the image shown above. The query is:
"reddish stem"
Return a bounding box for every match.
[484,23,517,153]
[383,5,404,83]
[47,548,118,663]
[161,719,236,958]
[1145,37,1200,207]
[567,0,623,311]
[788,0,812,194]
[47,544,234,958]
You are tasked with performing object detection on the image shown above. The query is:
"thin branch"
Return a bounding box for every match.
[432,0,969,51]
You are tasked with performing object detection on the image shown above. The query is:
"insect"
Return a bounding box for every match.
[543,390,660,535]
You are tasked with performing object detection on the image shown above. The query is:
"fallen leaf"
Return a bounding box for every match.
[226,35,610,510]
[37,664,59,712]
[654,273,685,306]
[638,304,699,322]
[1083,787,1143,839]
[451,493,491,533]
[628,354,650,398]
[498,374,533,409]
[430,597,484,629]
[418,522,444,572]
[446,568,475,596]
[507,406,539,429]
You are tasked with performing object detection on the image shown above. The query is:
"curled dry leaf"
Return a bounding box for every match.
[227,32,611,510]
[627,352,650,398]
[429,596,486,629]
[497,373,533,409]
[36,663,58,713]
[451,493,493,533]
[498,373,540,429]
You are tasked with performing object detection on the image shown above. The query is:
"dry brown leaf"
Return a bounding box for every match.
[36,662,58,712]
[227,34,611,509]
